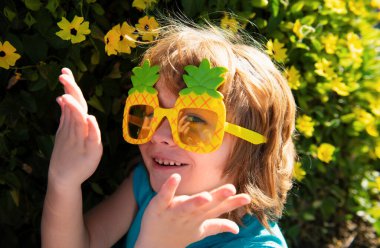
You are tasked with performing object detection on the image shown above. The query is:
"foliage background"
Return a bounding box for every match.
[0,0,379,247]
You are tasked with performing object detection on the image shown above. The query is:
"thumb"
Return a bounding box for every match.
[154,174,181,210]
[200,218,239,238]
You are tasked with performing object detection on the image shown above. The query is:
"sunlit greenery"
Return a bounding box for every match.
[0,0,379,246]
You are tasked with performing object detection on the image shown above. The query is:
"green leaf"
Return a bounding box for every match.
[24,12,36,28]
[45,0,60,17]
[207,90,223,99]
[290,1,304,13]
[90,182,104,195]
[4,7,17,22]
[269,0,280,17]
[146,87,157,94]
[92,3,105,15]
[181,0,206,18]
[251,0,268,8]
[28,79,46,92]
[181,59,227,97]
[24,0,42,11]
[131,60,160,90]
[22,34,48,62]
[88,96,105,113]
[20,91,37,113]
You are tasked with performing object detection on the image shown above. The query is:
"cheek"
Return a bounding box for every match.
[138,144,149,159]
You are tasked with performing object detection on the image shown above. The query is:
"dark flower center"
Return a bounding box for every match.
[106,38,110,44]
[144,24,150,31]
[120,35,123,41]
[0,51,5,57]
[70,28,78,35]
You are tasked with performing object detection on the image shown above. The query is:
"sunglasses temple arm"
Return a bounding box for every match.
[224,122,267,144]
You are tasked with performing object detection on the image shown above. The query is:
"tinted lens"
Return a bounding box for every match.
[128,105,154,139]
[178,108,218,146]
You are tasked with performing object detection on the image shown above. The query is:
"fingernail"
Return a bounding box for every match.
[241,197,251,204]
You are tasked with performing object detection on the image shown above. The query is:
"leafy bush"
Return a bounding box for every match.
[0,0,379,247]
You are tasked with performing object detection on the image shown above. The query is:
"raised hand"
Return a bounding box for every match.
[135,175,251,248]
[48,68,103,187]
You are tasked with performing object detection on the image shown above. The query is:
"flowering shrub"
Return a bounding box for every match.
[0,0,379,246]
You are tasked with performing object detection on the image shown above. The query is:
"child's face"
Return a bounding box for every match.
[139,80,235,195]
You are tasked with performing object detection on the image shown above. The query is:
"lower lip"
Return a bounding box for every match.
[152,160,189,171]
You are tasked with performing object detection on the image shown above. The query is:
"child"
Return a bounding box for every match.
[41,21,296,248]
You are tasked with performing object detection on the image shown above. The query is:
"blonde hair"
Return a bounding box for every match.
[141,20,296,229]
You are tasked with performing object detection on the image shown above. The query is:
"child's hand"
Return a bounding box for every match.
[48,68,103,188]
[135,175,251,248]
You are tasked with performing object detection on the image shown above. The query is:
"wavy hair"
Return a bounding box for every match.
[141,19,296,230]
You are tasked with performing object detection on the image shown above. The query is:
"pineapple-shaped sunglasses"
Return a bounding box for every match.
[122,59,266,153]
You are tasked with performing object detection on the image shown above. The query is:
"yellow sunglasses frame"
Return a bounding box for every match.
[122,92,266,153]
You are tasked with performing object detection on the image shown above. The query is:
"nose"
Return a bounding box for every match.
[151,117,176,146]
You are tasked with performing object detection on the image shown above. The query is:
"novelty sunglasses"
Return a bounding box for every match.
[122,59,266,153]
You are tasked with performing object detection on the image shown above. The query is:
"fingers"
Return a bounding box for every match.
[155,174,181,209]
[205,193,251,219]
[56,96,65,131]
[59,68,88,113]
[61,94,88,140]
[86,115,101,144]
[172,192,212,215]
[200,218,239,238]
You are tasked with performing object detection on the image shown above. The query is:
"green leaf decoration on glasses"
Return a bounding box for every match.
[129,60,160,95]
[180,58,228,99]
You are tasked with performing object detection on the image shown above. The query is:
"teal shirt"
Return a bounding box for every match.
[125,163,287,248]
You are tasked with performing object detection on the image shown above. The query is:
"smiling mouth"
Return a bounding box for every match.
[153,158,188,167]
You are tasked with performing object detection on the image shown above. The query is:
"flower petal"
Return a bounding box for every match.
[56,30,71,40]
[72,16,84,28]
[5,52,21,66]
[57,17,70,29]
[0,59,10,69]
[3,41,17,54]
[71,34,86,44]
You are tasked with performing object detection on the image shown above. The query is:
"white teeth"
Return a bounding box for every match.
[154,158,184,166]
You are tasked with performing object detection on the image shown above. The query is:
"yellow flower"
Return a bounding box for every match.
[324,0,347,14]
[375,142,380,159]
[292,19,307,40]
[293,162,306,182]
[369,98,380,116]
[104,28,120,56]
[317,143,336,163]
[56,16,91,44]
[329,77,350,96]
[346,32,363,67]
[220,15,239,33]
[348,0,366,15]
[118,22,138,54]
[321,33,338,54]
[266,39,287,63]
[285,66,301,90]
[135,16,159,41]
[371,0,380,9]
[296,115,315,138]
[375,177,380,190]
[352,108,378,136]
[314,58,335,79]
[104,22,138,56]
[365,119,379,137]
[354,108,374,126]
[132,0,157,10]
[0,41,21,69]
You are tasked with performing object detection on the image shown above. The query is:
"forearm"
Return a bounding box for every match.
[41,180,89,248]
